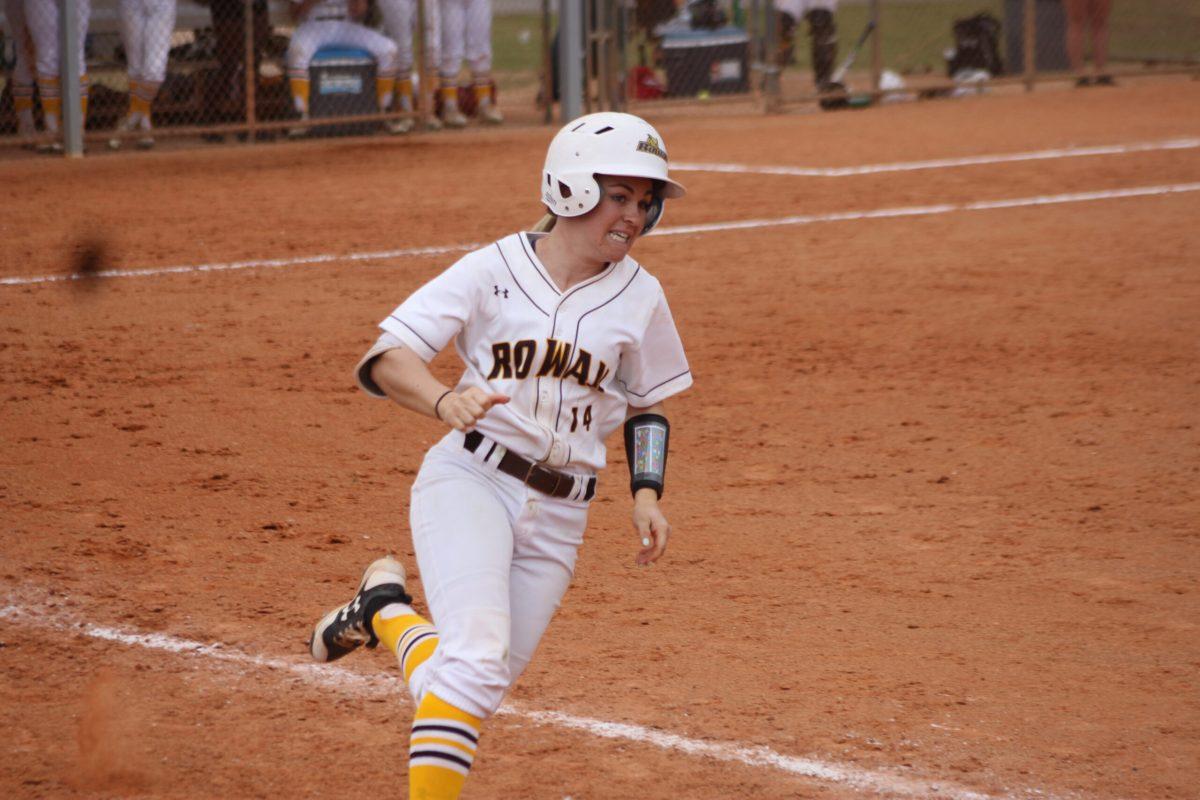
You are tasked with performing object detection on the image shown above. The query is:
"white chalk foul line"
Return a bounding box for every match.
[5,180,1196,289]
[673,137,1200,177]
[0,242,483,287]
[0,598,1034,800]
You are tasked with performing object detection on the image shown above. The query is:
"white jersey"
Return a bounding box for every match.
[359,232,692,473]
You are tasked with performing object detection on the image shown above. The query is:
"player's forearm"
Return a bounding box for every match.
[369,347,450,421]
[625,400,667,421]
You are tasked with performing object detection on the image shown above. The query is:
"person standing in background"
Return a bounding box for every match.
[22,0,90,152]
[437,0,501,127]
[774,0,839,92]
[285,0,399,137]
[199,0,271,124]
[1064,0,1114,86]
[110,0,177,149]
[377,0,441,134]
[3,0,38,143]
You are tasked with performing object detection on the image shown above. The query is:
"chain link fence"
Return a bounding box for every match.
[568,0,1198,114]
[0,0,545,151]
[2,0,1197,153]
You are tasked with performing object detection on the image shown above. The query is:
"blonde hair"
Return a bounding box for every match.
[531,213,557,233]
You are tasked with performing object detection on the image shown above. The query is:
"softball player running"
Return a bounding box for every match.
[309,111,691,799]
[110,0,177,150]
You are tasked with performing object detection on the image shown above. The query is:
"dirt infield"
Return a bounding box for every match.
[2,78,1198,799]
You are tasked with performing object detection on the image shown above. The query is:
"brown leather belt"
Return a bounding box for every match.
[464,430,596,501]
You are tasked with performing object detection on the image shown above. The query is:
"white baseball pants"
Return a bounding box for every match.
[286,19,400,77]
[438,0,492,80]
[23,0,90,79]
[405,431,591,719]
[3,0,34,85]
[378,0,440,75]
[117,0,177,85]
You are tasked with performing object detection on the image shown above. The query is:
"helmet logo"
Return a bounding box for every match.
[636,134,668,161]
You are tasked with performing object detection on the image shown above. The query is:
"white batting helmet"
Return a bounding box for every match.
[540,112,686,234]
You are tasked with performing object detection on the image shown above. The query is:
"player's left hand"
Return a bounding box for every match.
[632,492,670,566]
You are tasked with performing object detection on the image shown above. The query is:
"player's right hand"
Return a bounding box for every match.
[436,387,509,432]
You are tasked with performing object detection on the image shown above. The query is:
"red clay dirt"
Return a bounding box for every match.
[1,78,1198,799]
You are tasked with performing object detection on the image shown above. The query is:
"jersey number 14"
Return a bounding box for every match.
[569,405,593,432]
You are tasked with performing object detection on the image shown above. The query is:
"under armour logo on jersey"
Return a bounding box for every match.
[494,285,509,298]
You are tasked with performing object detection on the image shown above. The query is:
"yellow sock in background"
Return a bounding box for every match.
[289,76,310,114]
[38,76,61,126]
[408,692,481,800]
[131,93,151,119]
[376,76,396,110]
[396,77,414,109]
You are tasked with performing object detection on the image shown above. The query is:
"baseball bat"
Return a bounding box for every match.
[829,19,877,87]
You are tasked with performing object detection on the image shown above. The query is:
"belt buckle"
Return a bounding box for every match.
[524,462,561,496]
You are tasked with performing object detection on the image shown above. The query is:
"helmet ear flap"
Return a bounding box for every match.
[547,172,602,217]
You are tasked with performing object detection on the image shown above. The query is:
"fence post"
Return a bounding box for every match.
[559,0,583,121]
[761,0,781,112]
[541,0,553,123]
[418,0,434,129]
[244,0,258,140]
[1023,0,1036,91]
[582,0,594,113]
[869,0,881,95]
[59,0,83,157]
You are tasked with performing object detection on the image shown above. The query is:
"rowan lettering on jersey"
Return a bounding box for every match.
[487,339,610,390]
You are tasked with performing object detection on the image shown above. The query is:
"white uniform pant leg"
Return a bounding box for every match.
[407,440,589,719]
[142,0,176,84]
[379,0,439,76]
[463,0,491,77]
[287,19,327,78]
[438,0,464,81]
[5,0,34,85]
[377,0,415,73]
[26,0,89,78]
[506,497,587,685]
[117,0,145,81]
[327,20,399,76]
[407,446,519,720]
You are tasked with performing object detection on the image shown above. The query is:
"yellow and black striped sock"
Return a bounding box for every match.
[37,76,61,128]
[395,77,414,111]
[408,692,481,800]
[373,606,438,682]
[288,72,310,114]
[13,82,34,129]
[376,75,396,110]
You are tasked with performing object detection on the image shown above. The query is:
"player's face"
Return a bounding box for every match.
[586,175,655,262]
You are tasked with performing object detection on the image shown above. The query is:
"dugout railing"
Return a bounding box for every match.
[2,0,1198,156]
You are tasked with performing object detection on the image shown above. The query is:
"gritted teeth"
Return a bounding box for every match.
[609,231,630,242]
